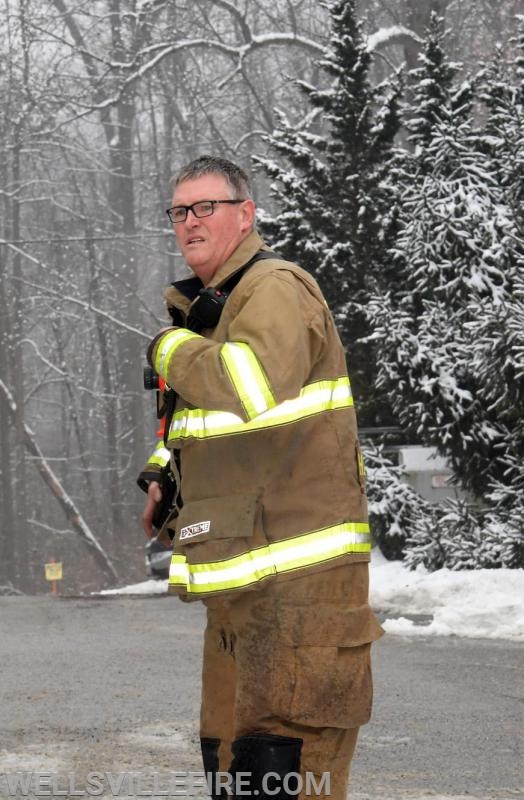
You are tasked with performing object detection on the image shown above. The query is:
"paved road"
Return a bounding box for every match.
[0,595,522,799]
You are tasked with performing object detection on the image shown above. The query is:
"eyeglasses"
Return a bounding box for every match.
[166,199,246,225]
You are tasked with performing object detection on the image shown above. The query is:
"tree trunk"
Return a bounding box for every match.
[10,139,29,588]
[0,253,15,587]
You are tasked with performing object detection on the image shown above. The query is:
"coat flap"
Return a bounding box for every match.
[276,602,384,647]
[176,493,258,544]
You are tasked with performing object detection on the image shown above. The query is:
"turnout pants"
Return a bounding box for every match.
[200,562,383,800]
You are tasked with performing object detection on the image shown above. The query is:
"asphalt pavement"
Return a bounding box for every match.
[0,594,522,799]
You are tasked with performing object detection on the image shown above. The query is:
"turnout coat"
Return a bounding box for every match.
[143,231,371,599]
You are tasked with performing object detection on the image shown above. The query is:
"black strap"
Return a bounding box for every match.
[218,250,280,295]
[186,250,281,333]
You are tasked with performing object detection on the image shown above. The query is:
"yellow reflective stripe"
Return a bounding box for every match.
[220,342,276,420]
[147,443,170,468]
[154,329,200,377]
[167,377,352,442]
[168,522,371,594]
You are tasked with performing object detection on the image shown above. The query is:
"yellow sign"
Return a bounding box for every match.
[45,562,63,581]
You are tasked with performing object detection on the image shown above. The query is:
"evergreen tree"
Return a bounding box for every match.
[406,13,460,149]
[255,0,401,425]
[477,21,524,236]
[475,27,524,566]
[365,445,434,561]
[369,15,524,568]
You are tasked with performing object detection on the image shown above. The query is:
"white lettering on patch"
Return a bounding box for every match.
[180,521,211,540]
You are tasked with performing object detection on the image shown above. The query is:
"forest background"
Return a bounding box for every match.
[1,0,522,594]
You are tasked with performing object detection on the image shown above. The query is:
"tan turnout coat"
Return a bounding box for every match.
[146,231,371,599]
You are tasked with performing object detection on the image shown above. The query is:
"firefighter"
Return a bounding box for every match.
[138,155,383,800]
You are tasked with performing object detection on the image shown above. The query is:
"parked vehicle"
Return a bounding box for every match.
[145,537,171,580]
[397,445,463,503]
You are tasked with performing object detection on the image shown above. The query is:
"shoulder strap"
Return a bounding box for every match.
[218,250,281,294]
[187,250,282,332]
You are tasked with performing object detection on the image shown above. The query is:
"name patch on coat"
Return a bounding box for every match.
[180,521,211,540]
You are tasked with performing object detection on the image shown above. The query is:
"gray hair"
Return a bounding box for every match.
[172,155,252,200]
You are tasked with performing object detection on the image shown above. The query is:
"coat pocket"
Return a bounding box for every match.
[172,493,265,564]
[271,604,383,729]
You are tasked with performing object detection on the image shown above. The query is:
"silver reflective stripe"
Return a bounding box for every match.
[167,377,353,441]
[147,443,171,468]
[154,329,199,376]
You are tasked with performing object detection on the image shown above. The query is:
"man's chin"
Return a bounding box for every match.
[183,252,206,270]
[185,259,216,284]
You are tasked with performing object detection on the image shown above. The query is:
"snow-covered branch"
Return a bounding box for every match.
[41,32,326,130]
[366,25,422,53]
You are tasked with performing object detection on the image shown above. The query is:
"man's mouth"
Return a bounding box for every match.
[187,237,205,245]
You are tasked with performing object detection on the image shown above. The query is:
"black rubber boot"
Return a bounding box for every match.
[201,737,223,800]
[230,733,303,799]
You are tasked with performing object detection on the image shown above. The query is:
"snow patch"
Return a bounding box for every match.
[371,548,524,641]
[0,748,65,772]
[99,579,168,596]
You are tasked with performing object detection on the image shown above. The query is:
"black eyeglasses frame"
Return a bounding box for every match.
[166,199,246,225]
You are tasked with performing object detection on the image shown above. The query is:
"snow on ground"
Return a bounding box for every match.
[100,578,168,596]
[370,548,524,642]
[99,550,524,642]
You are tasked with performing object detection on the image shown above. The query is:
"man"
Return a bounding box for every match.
[139,155,383,800]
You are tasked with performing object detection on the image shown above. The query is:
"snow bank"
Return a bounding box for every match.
[99,579,168,596]
[370,548,524,641]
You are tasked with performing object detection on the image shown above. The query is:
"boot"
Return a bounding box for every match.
[201,737,223,800]
[230,733,303,799]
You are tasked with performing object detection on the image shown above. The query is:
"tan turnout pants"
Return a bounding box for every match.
[200,562,383,800]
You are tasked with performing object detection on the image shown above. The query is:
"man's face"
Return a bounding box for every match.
[171,173,255,285]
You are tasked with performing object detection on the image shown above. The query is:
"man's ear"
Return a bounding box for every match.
[240,199,256,232]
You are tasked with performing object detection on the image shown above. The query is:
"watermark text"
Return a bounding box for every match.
[2,770,330,797]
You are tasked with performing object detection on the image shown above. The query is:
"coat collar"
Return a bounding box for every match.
[164,230,269,316]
